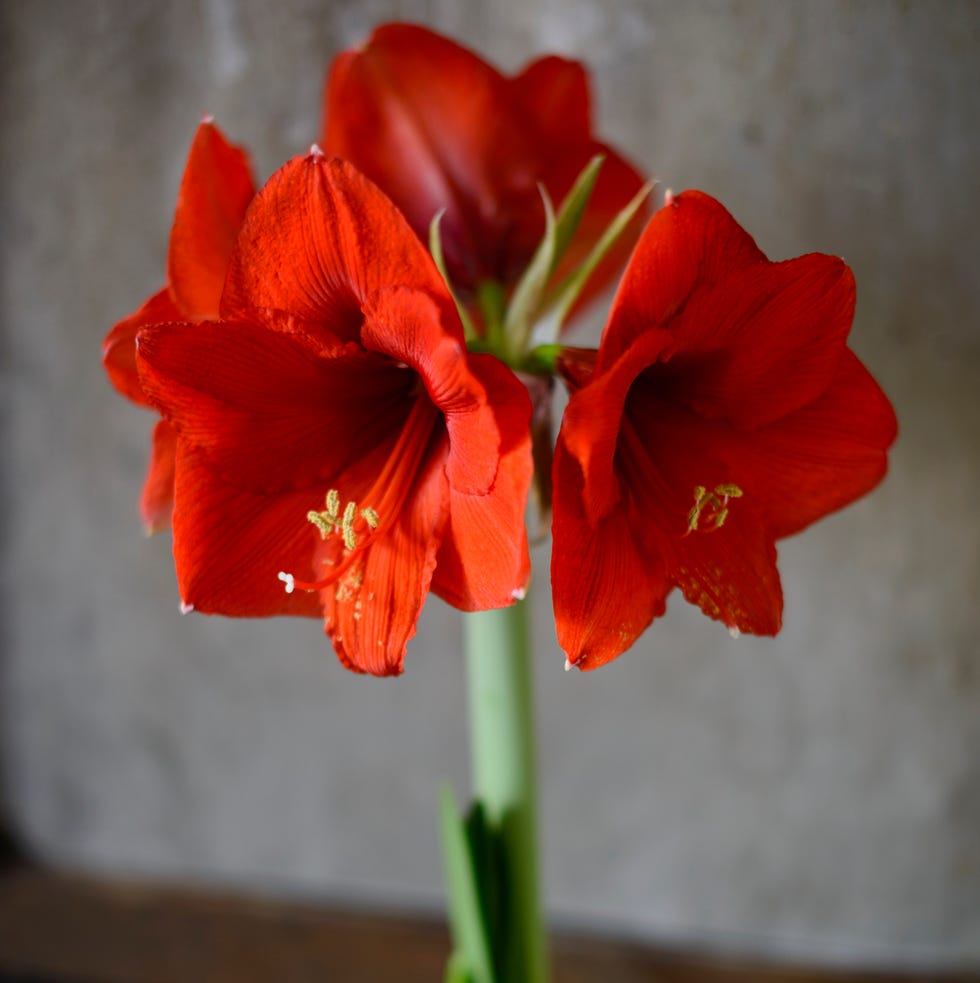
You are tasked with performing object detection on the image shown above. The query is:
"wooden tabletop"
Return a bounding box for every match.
[0,862,975,983]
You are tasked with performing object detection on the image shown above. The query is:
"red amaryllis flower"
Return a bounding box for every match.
[136,151,533,676]
[553,191,897,670]
[322,22,646,313]
[102,119,256,531]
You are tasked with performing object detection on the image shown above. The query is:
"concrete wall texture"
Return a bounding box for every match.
[1,0,978,969]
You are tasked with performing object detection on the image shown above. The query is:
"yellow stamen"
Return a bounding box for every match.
[279,398,440,598]
[307,489,343,539]
[714,483,743,500]
[306,511,334,538]
[342,500,358,551]
[305,490,381,553]
[686,482,743,534]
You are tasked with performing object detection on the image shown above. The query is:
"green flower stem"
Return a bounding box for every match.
[465,597,549,983]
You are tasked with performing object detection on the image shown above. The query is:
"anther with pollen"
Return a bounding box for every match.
[686,483,743,534]
[307,490,379,551]
[279,490,381,596]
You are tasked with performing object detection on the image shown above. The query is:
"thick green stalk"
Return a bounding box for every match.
[465,598,548,983]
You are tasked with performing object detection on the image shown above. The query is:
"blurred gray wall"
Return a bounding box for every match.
[2,0,978,969]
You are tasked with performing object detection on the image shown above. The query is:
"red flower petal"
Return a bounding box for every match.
[431,353,533,611]
[512,56,591,143]
[360,289,533,610]
[600,191,767,368]
[615,393,784,635]
[221,154,451,338]
[322,24,540,290]
[103,288,183,406]
[722,349,898,538]
[323,441,449,677]
[361,286,504,496]
[171,442,324,619]
[167,120,256,317]
[659,253,856,428]
[558,328,674,519]
[104,120,255,534]
[322,24,647,305]
[555,346,599,391]
[665,509,783,636]
[551,442,668,670]
[136,317,412,494]
[140,419,178,534]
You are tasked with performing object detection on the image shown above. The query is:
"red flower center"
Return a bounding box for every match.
[278,394,440,595]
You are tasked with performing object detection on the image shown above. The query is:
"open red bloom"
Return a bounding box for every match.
[322,23,646,313]
[102,120,256,531]
[136,152,533,676]
[552,191,897,670]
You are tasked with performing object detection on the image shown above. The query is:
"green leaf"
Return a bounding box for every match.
[444,952,475,983]
[440,786,497,983]
[465,802,506,971]
[429,211,478,343]
[534,179,655,344]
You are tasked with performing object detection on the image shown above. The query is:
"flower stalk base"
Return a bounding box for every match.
[442,598,548,983]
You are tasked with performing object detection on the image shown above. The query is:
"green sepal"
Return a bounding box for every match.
[533,178,655,345]
[550,153,605,263]
[440,786,497,983]
[429,211,478,343]
[502,187,557,359]
[476,280,507,351]
[503,155,605,359]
